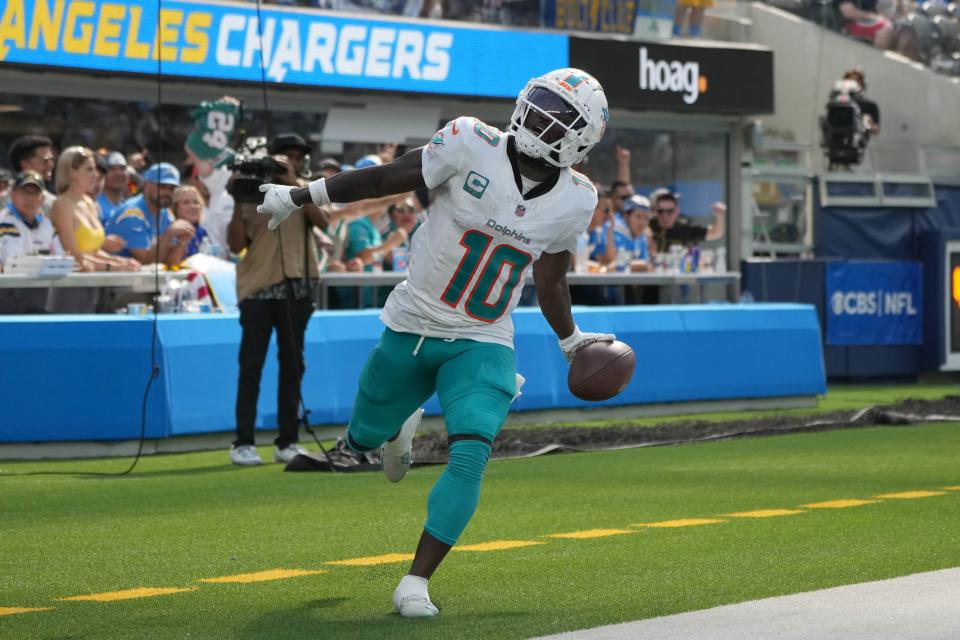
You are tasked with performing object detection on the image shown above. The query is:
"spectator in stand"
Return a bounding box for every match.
[587,193,614,263]
[339,202,409,306]
[312,157,342,180]
[165,185,210,265]
[0,168,12,210]
[614,145,632,187]
[306,156,410,276]
[834,0,895,49]
[606,194,652,272]
[90,156,127,255]
[106,163,196,265]
[0,171,56,312]
[0,171,55,267]
[355,144,400,234]
[96,152,130,223]
[182,157,233,257]
[673,0,713,37]
[345,204,409,270]
[9,135,56,214]
[49,146,139,273]
[92,154,107,198]
[594,193,627,269]
[608,180,633,220]
[127,149,148,172]
[648,189,726,254]
[381,197,420,272]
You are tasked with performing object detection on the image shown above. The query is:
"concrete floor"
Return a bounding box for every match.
[533,568,960,640]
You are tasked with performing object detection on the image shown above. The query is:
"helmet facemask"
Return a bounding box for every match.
[511,87,592,168]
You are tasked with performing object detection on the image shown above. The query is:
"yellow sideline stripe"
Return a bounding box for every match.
[635,518,726,528]
[874,490,946,499]
[0,606,54,616]
[326,553,414,566]
[546,528,633,539]
[198,569,327,584]
[803,499,879,509]
[31,485,960,611]
[454,540,546,552]
[58,587,197,602]
[722,509,805,518]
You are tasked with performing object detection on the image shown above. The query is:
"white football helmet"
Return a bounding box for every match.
[510,68,608,168]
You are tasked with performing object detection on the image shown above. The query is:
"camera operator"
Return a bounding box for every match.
[820,70,878,170]
[226,132,329,466]
[842,68,880,136]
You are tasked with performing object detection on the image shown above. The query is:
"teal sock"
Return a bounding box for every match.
[423,439,491,545]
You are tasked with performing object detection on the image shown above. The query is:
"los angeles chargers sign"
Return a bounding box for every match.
[0,0,567,98]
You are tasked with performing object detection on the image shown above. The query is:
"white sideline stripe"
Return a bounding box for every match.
[530,568,960,640]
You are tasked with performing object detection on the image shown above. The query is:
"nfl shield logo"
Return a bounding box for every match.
[514,204,526,217]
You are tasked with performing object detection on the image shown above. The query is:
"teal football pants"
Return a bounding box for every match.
[346,328,516,545]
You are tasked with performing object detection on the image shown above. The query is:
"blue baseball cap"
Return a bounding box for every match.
[142,162,180,186]
[354,154,381,169]
[623,194,651,213]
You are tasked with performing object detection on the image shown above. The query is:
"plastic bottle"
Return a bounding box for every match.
[616,247,631,272]
[575,233,591,274]
[371,251,384,274]
[392,245,410,273]
[715,247,727,274]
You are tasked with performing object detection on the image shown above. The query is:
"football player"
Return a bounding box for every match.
[258,68,616,617]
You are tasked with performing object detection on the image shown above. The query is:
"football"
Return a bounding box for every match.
[568,340,636,401]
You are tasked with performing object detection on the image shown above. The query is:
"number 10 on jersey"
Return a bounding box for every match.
[441,229,532,322]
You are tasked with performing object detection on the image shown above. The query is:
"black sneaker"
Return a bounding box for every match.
[283,438,382,472]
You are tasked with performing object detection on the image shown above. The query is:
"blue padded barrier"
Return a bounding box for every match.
[0,304,826,443]
[0,316,169,442]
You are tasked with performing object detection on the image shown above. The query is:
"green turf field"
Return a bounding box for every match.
[2,417,959,639]
[519,382,960,428]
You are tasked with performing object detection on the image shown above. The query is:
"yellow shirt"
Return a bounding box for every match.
[75,223,105,254]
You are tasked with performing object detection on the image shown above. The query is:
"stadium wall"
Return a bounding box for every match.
[749,3,960,174]
[0,305,826,443]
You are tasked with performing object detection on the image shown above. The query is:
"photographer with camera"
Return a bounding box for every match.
[820,69,879,170]
[842,68,880,136]
[226,132,328,466]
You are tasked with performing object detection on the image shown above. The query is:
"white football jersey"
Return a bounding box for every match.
[380,116,598,348]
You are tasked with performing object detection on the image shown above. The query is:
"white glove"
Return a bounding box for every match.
[257,183,298,231]
[559,325,616,363]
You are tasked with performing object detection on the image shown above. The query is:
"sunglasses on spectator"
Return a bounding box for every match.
[392,207,416,214]
[655,208,677,214]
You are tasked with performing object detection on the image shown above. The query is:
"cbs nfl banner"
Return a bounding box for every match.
[0,0,566,98]
[826,262,923,346]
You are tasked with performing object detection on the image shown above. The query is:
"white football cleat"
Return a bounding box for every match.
[393,576,439,618]
[273,444,309,464]
[229,445,263,466]
[382,408,424,483]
